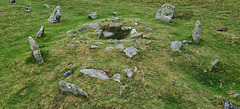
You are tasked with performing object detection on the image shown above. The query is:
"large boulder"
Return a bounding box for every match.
[28,37,43,64]
[80,69,109,79]
[170,41,182,51]
[192,21,201,43]
[124,47,139,58]
[155,3,175,22]
[36,25,44,38]
[59,80,88,97]
[88,12,98,19]
[48,6,61,23]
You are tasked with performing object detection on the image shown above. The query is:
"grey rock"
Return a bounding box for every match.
[84,22,100,29]
[9,0,15,4]
[222,99,239,109]
[146,27,153,31]
[135,40,141,44]
[192,21,201,43]
[120,84,128,96]
[182,40,191,44]
[234,93,240,97]
[79,36,84,38]
[66,30,71,33]
[124,47,139,58]
[67,43,75,46]
[155,3,175,22]
[121,27,132,31]
[134,66,138,71]
[209,60,219,72]
[110,22,122,27]
[64,70,73,77]
[130,29,141,37]
[143,35,148,38]
[48,6,61,23]
[120,39,132,43]
[88,12,98,19]
[135,18,141,23]
[44,4,50,8]
[80,69,110,79]
[115,44,124,49]
[133,23,138,26]
[28,36,43,64]
[92,84,97,88]
[122,69,133,77]
[80,27,87,31]
[130,29,137,36]
[108,40,118,44]
[170,41,182,51]
[103,31,114,38]
[95,42,103,44]
[203,69,208,73]
[24,7,31,13]
[105,46,114,50]
[113,12,118,15]
[97,29,103,38]
[113,74,121,82]
[196,50,200,53]
[146,41,152,45]
[59,80,88,97]
[90,45,98,49]
[76,41,80,43]
[36,26,44,38]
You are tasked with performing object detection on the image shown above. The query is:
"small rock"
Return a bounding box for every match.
[113,12,118,15]
[120,84,128,96]
[222,99,239,109]
[120,39,132,43]
[108,40,118,44]
[74,30,79,33]
[155,3,175,22]
[121,27,132,31]
[103,31,114,38]
[130,29,141,37]
[64,70,73,77]
[9,0,16,4]
[36,25,44,38]
[105,46,114,50]
[28,36,43,64]
[115,44,124,49]
[203,69,208,73]
[122,69,133,78]
[95,42,103,44]
[24,7,31,13]
[59,80,88,97]
[143,35,148,38]
[182,40,191,45]
[170,41,182,51]
[92,84,97,88]
[134,66,138,71]
[84,22,100,29]
[67,43,75,46]
[76,41,80,43]
[90,45,98,49]
[110,22,122,27]
[133,23,138,26]
[209,60,219,72]
[146,41,152,45]
[124,47,139,58]
[234,93,240,97]
[66,30,71,33]
[196,50,200,53]
[146,27,153,31]
[88,12,98,19]
[80,69,110,79]
[113,74,121,82]
[192,21,201,43]
[44,4,50,8]
[48,6,61,23]
[80,27,87,31]
[135,40,141,44]
[79,36,84,38]
[135,18,141,23]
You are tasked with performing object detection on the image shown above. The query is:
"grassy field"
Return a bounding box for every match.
[0,0,240,108]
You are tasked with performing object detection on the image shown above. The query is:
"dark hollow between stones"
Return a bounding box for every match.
[100,26,131,40]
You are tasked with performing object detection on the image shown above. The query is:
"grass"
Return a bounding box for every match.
[0,0,240,108]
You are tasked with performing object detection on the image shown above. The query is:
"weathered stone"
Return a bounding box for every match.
[192,21,201,43]
[36,26,44,38]
[9,0,15,4]
[108,40,118,44]
[24,7,31,13]
[110,22,122,27]
[67,43,74,46]
[234,93,240,97]
[155,3,175,22]
[76,41,80,43]
[83,22,100,29]
[115,44,124,49]
[170,41,182,51]
[97,29,103,38]
[121,26,131,31]
[203,69,208,73]
[59,80,88,97]
[95,42,103,44]
[172,80,175,86]
[143,35,148,38]
[90,45,98,49]
[122,69,133,77]
[113,12,118,15]
[133,23,138,26]
[88,12,98,19]
[66,30,71,33]
[134,66,138,71]
[222,99,239,109]
[64,70,73,77]
[120,39,132,43]
[209,60,219,72]
[124,47,139,58]
[146,27,153,31]
[135,40,141,44]
[146,41,152,45]
[103,31,114,38]
[44,4,50,8]
[105,46,114,50]
[80,69,109,79]
[130,29,141,37]
[28,36,43,64]
[48,6,61,23]
[120,84,127,96]
[135,18,141,23]
[182,40,191,45]
[80,27,87,31]
[113,74,121,82]
[79,36,84,38]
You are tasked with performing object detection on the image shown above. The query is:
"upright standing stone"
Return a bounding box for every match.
[155,4,175,22]
[192,21,201,43]
[48,6,61,23]
[28,36,43,64]
[36,26,44,38]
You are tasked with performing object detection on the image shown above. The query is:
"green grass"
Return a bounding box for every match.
[0,0,240,108]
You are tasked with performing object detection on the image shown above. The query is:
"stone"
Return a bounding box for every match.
[133,23,138,26]
[66,30,71,33]
[170,41,182,51]
[121,27,132,31]
[83,22,100,29]
[103,31,114,38]
[135,18,141,23]
[143,35,148,38]
[95,42,103,44]
[113,12,118,15]
[24,7,31,13]
[48,6,61,23]
[44,4,50,8]
[108,40,118,44]
[209,60,219,72]
[80,69,109,79]
[172,80,175,86]
[90,45,98,49]
[28,36,43,64]
[79,36,84,38]
[9,0,15,4]
[122,69,133,78]
[120,84,128,96]
[98,29,103,38]
[36,26,44,38]
[67,43,74,46]
[64,70,73,77]
[80,27,87,31]
[120,39,132,43]
[146,41,152,45]
[234,93,240,97]
[88,12,98,19]
[182,40,191,45]
[59,80,88,97]
[113,74,121,82]
[76,41,80,43]
[146,27,153,31]
[203,69,208,73]
[115,44,124,49]
[105,46,114,50]
[192,21,201,43]
[155,3,175,22]
[135,40,141,44]
[134,66,138,71]
[130,29,141,37]
[221,99,239,109]
[110,22,122,27]
[124,47,139,58]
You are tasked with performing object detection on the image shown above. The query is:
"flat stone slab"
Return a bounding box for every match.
[80,69,110,79]
[105,46,114,50]
[124,47,139,58]
[115,44,124,49]
[90,45,98,49]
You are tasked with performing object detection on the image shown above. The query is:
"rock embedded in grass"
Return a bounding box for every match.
[192,21,201,43]
[88,12,98,19]
[103,31,114,38]
[122,69,133,78]
[124,47,139,58]
[64,70,73,77]
[59,80,88,97]
[221,99,239,109]
[121,26,132,31]
[120,84,128,96]
[105,46,114,50]
[36,26,44,38]
[182,40,191,45]
[80,69,110,79]
[155,3,175,22]
[146,41,152,45]
[120,39,132,43]
[108,40,118,44]
[130,29,141,37]
[90,45,98,49]
[95,42,103,44]
[83,22,100,29]
[24,7,31,13]
[44,4,50,8]
[170,41,182,51]
[115,44,124,49]
[48,6,61,23]
[209,60,219,72]
[113,74,121,82]
[110,22,122,27]
[28,36,43,64]
[135,40,141,44]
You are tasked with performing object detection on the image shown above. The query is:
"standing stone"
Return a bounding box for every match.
[28,36,43,64]
[170,41,182,51]
[209,60,219,72]
[36,26,44,38]
[122,69,133,78]
[59,80,88,97]
[9,0,15,4]
[155,4,175,22]
[88,12,98,19]
[124,47,139,58]
[48,6,61,23]
[192,21,201,43]
[80,69,109,79]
